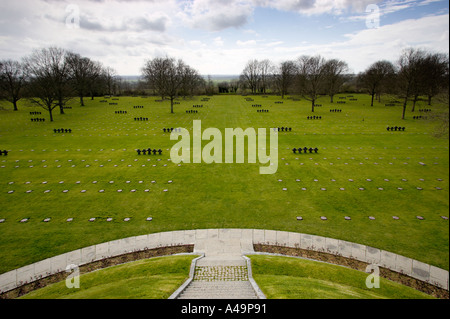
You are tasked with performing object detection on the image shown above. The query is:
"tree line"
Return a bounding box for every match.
[1,47,448,121]
[238,48,449,118]
[0,47,118,121]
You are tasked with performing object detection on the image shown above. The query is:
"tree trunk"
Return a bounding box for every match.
[170,97,174,114]
[58,97,65,114]
[411,95,418,112]
[311,99,315,113]
[402,98,407,119]
[48,107,54,122]
[330,94,334,103]
[13,100,18,111]
[80,95,84,106]
[371,93,375,107]
[428,95,432,106]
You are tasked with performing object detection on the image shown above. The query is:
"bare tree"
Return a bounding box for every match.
[357,60,396,106]
[258,59,273,94]
[142,56,195,113]
[396,48,427,119]
[240,59,260,94]
[323,59,349,103]
[273,60,296,99]
[0,59,27,111]
[66,52,102,106]
[88,61,103,99]
[103,66,117,96]
[180,66,204,97]
[422,53,449,106]
[25,69,59,122]
[24,47,74,120]
[296,55,326,112]
[25,47,73,115]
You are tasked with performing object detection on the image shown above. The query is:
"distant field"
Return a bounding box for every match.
[0,93,448,274]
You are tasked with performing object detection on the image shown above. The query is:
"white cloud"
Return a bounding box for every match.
[213,36,224,46]
[266,41,284,46]
[0,0,448,75]
[255,0,381,15]
[180,0,254,31]
[236,39,257,46]
[265,13,449,73]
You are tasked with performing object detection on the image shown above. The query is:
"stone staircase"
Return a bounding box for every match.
[177,257,258,299]
[169,231,265,299]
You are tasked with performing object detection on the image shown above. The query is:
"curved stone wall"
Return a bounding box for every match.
[0,229,448,294]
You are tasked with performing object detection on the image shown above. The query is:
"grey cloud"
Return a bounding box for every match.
[133,16,168,32]
[78,13,168,32]
[79,15,107,31]
[194,12,249,31]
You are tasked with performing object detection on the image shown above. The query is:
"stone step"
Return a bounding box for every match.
[178,281,258,299]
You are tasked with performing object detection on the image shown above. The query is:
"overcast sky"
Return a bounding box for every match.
[0,0,448,76]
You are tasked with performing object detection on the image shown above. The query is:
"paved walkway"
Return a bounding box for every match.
[174,234,264,299]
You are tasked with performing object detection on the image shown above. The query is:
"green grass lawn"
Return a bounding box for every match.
[19,255,195,299]
[0,93,448,275]
[249,255,434,299]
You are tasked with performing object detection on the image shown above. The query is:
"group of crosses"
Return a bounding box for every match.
[293,147,319,154]
[0,150,8,156]
[53,128,72,133]
[387,126,406,131]
[273,127,292,132]
[136,148,162,155]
